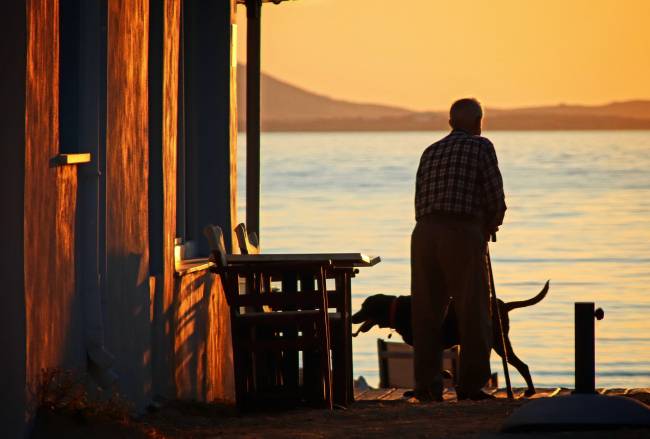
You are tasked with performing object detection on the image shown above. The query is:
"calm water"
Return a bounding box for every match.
[237,131,650,389]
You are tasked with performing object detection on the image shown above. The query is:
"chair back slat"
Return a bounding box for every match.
[248,231,259,248]
[203,224,228,267]
[234,222,259,255]
[203,224,238,306]
[234,223,263,304]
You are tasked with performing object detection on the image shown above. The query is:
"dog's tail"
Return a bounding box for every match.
[503,280,550,312]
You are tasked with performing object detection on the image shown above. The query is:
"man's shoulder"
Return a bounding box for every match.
[459,133,493,148]
[455,134,495,154]
[424,132,492,152]
[422,132,455,153]
[474,135,493,146]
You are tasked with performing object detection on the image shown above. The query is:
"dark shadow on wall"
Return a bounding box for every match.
[150,272,175,399]
[0,2,27,436]
[104,252,153,409]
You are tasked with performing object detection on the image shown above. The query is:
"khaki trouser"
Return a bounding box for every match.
[410,215,492,396]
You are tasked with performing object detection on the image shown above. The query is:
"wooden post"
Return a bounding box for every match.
[575,302,596,394]
[246,0,261,242]
[183,0,237,254]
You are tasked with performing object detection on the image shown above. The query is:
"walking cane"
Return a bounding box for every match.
[488,233,514,399]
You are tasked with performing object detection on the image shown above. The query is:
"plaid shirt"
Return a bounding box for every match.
[415,130,506,221]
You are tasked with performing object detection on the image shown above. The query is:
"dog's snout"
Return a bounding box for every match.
[351,310,367,324]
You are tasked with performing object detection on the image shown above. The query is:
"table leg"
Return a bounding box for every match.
[331,269,354,406]
[300,272,324,405]
[345,271,354,405]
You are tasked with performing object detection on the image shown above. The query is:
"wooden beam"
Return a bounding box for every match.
[246,0,261,243]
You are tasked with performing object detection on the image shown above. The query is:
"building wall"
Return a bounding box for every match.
[104,0,153,408]
[103,0,238,406]
[158,0,236,402]
[0,0,237,433]
[24,0,86,410]
[149,0,181,399]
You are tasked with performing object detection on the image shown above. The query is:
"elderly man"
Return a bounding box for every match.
[411,98,506,401]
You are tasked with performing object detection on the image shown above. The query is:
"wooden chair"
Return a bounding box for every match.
[234,223,270,306]
[233,223,352,407]
[204,224,334,410]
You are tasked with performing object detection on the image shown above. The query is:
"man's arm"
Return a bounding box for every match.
[479,140,507,236]
[414,154,426,219]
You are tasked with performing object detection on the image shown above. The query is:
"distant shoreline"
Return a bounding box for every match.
[237,66,650,133]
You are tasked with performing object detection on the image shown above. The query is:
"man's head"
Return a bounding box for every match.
[449,98,483,135]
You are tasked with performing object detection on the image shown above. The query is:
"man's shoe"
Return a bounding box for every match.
[456,389,496,401]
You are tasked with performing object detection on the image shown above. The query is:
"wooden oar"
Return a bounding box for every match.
[487,235,514,399]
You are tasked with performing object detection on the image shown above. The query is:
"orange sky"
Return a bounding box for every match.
[236,0,650,111]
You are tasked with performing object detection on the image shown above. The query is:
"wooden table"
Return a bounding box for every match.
[227,252,380,406]
[176,253,380,275]
[226,253,380,268]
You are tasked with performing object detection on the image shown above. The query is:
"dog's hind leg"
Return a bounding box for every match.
[507,351,535,397]
[493,340,535,396]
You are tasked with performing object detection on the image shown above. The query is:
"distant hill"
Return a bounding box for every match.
[237,65,412,124]
[237,65,650,131]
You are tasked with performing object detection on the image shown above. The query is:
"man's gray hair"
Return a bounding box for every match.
[450,98,483,125]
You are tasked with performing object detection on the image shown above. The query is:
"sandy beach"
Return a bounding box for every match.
[31,389,650,438]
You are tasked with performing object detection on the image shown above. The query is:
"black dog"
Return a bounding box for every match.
[352,281,549,396]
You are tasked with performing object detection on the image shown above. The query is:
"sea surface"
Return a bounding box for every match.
[237,131,650,390]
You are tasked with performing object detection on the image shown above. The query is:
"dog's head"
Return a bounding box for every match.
[352,294,397,336]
